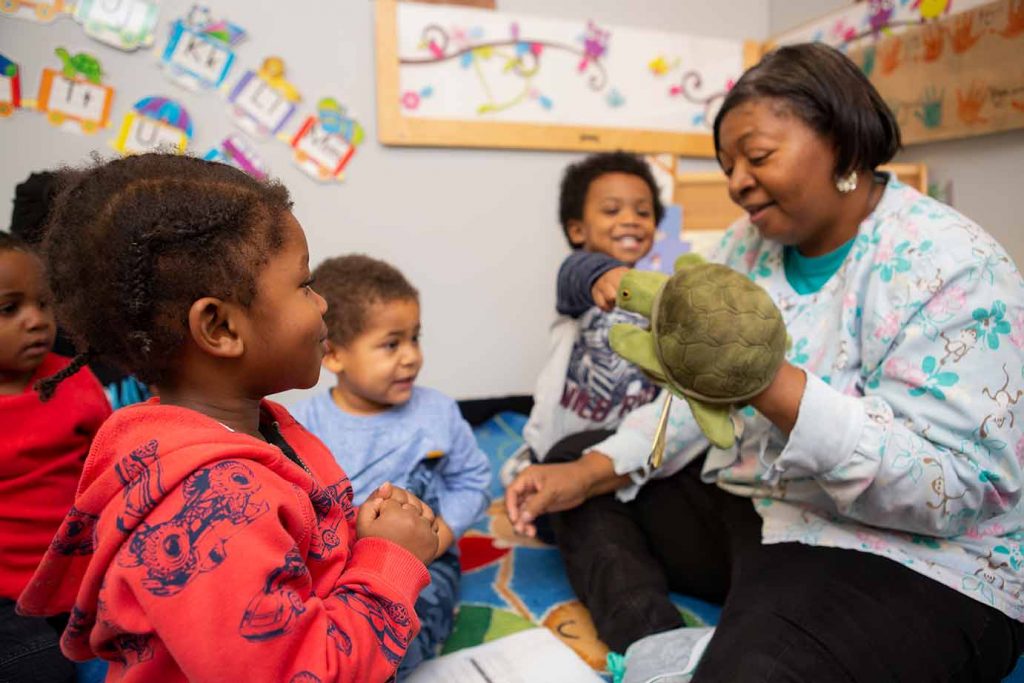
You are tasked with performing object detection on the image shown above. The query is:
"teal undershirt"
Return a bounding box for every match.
[783,238,855,295]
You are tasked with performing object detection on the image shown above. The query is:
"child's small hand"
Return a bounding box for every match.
[369,482,438,530]
[591,266,630,312]
[435,517,455,558]
[357,498,439,564]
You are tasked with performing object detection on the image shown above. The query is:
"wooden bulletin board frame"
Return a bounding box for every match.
[375,0,762,156]
[674,163,929,231]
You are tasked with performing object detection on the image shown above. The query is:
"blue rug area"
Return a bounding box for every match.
[449,412,720,673]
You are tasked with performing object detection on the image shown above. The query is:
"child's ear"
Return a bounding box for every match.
[566,219,586,248]
[322,342,344,374]
[187,297,244,359]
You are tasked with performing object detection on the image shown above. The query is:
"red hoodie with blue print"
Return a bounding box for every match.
[17,398,430,683]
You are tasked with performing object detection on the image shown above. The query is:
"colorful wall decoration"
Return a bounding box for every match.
[159,6,244,92]
[0,0,68,24]
[203,133,269,180]
[36,47,114,135]
[769,0,992,51]
[227,56,300,139]
[848,0,1024,145]
[0,53,21,118]
[376,0,759,156]
[0,1,367,183]
[73,0,159,51]
[289,97,364,183]
[111,96,192,155]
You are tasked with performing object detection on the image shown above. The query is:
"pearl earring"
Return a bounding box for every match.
[835,171,858,194]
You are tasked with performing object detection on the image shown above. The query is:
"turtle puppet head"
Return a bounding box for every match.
[609,253,786,450]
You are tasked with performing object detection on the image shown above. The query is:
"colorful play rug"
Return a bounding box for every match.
[457,412,1024,682]
[450,412,722,674]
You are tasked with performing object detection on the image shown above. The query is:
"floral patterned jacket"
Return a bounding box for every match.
[592,175,1024,620]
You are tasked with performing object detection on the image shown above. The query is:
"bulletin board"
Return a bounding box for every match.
[675,163,929,232]
[768,0,991,50]
[769,0,1024,147]
[375,0,761,156]
[847,0,1024,146]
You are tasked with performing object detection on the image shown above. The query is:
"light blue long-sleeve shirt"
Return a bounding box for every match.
[292,387,491,539]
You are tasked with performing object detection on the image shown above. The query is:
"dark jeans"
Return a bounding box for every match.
[0,598,74,683]
[545,430,1024,681]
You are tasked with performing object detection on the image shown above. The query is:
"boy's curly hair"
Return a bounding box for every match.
[558,151,665,248]
[39,153,293,396]
[312,254,418,347]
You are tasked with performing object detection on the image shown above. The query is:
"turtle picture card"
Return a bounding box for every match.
[36,47,115,136]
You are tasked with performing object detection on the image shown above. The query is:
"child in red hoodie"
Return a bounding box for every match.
[1,232,111,682]
[17,154,440,683]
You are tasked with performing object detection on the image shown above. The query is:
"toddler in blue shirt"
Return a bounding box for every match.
[292,254,491,678]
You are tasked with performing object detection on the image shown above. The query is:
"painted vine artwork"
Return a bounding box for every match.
[399,18,731,129]
[848,0,1024,145]
[399,19,613,116]
[392,2,746,136]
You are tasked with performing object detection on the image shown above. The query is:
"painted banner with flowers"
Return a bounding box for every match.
[847,0,1024,146]
[375,0,757,156]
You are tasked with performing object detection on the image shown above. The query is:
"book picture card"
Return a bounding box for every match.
[111,96,193,155]
[160,4,244,92]
[73,0,159,51]
[0,0,68,23]
[37,47,115,135]
[0,54,22,119]
[635,205,690,274]
[227,56,300,139]
[289,97,363,182]
[203,133,269,180]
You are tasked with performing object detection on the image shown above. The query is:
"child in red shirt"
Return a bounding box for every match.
[17,154,440,683]
[0,232,111,682]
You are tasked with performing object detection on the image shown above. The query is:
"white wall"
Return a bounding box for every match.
[769,0,1024,267]
[0,0,768,403]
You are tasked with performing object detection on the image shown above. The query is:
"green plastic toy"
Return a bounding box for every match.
[609,253,787,463]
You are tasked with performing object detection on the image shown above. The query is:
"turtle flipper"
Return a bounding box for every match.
[609,324,666,383]
[683,396,735,449]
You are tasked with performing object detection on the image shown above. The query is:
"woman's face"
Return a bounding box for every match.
[717,98,846,253]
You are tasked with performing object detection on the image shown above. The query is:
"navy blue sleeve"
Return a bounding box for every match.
[556,251,625,317]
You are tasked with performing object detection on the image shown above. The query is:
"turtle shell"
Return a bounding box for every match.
[652,262,786,403]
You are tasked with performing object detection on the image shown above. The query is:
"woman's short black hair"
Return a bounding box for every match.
[558,151,665,248]
[41,153,293,388]
[713,42,901,177]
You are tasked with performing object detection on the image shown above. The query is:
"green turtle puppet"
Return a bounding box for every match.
[609,253,787,466]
